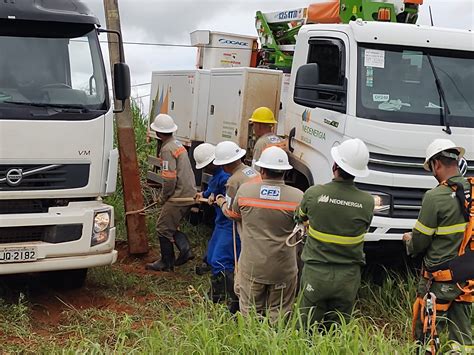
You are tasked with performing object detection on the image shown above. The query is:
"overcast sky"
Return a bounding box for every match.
[82,0,474,115]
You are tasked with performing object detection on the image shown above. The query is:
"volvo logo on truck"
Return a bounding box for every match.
[5,168,23,186]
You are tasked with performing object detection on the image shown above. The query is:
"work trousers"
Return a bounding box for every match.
[239,271,297,324]
[299,263,361,329]
[207,224,239,275]
[414,279,473,347]
[156,202,192,241]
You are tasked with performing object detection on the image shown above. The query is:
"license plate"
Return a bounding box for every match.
[0,247,37,263]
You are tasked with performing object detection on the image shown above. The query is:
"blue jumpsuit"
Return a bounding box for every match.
[203,168,240,275]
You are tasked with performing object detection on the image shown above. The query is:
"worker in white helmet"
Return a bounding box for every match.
[295,138,374,329]
[230,146,303,322]
[192,143,236,306]
[145,114,197,272]
[404,139,472,353]
[214,140,261,313]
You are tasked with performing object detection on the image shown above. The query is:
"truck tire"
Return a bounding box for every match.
[45,268,88,290]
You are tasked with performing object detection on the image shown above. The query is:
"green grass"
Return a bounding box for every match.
[0,265,425,354]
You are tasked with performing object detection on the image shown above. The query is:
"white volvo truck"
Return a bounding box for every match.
[285,20,473,257]
[0,0,130,287]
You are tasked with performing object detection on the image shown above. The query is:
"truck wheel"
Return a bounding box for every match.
[45,268,88,290]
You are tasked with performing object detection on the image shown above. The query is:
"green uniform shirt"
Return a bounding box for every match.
[407,175,469,270]
[297,179,374,265]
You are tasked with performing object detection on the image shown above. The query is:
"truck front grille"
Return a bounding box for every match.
[0,199,51,214]
[0,225,83,244]
[369,153,474,177]
[356,183,427,219]
[0,164,90,191]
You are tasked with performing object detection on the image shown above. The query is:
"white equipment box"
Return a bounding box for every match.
[148,67,282,149]
[205,67,282,148]
[148,70,210,144]
[190,30,257,69]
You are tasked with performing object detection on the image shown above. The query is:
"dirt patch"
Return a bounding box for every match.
[115,240,159,264]
[30,286,135,332]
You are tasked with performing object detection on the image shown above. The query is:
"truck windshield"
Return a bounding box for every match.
[357,44,474,128]
[0,23,108,120]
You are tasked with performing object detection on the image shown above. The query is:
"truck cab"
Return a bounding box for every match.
[286,20,474,246]
[0,0,128,287]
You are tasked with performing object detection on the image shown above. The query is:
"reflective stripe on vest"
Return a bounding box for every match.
[225,209,241,219]
[414,220,436,236]
[172,146,187,158]
[298,207,306,217]
[162,170,177,179]
[307,225,364,245]
[415,221,468,236]
[238,197,299,211]
[436,223,468,235]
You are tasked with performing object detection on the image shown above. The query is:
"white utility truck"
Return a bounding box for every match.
[286,20,473,251]
[147,3,473,259]
[0,0,130,287]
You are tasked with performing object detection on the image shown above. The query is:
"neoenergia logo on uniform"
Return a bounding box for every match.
[318,194,363,208]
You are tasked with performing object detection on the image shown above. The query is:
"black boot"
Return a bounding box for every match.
[224,271,239,314]
[145,237,175,271]
[174,231,195,266]
[195,261,211,275]
[210,273,226,303]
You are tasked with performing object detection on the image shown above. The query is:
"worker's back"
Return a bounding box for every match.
[233,179,303,284]
[300,178,374,265]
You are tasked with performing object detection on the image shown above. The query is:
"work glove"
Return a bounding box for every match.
[194,192,203,203]
[402,232,414,256]
[157,194,166,205]
[215,194,226,208]
[208,193,215,205]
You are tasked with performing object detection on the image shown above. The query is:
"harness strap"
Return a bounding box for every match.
[455,280,474,303]
[423,269,452,282]
[441,177,474,256]
[412,296,452,340]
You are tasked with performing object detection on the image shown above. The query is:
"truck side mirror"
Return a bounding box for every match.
[113,62,131,104]
[294,63,320,105]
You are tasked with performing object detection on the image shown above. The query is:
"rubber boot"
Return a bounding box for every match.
[224,271,239,314]
[210,273,226,303]
[174,231,195,266]
[145,237,175,272]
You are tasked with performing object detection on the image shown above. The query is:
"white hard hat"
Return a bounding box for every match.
[331,138,370,178]
[256,146,292,171]
[213,141,246,166]
[423,138,465,171]
[193,143,215,169]
[150,113,178,133]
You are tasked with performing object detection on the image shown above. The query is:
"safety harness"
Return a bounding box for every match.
[412,177,474,354]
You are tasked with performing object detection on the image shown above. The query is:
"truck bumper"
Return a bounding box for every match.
[0,200,117,275]
[0,249,118,275]
[364,215,415,242]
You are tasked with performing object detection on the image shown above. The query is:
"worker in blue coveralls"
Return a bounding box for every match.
[193,143,239,311]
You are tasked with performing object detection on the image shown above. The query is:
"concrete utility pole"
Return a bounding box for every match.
[103,0,149,254]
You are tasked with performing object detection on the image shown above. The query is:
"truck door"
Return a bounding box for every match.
[291,31,351,184]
